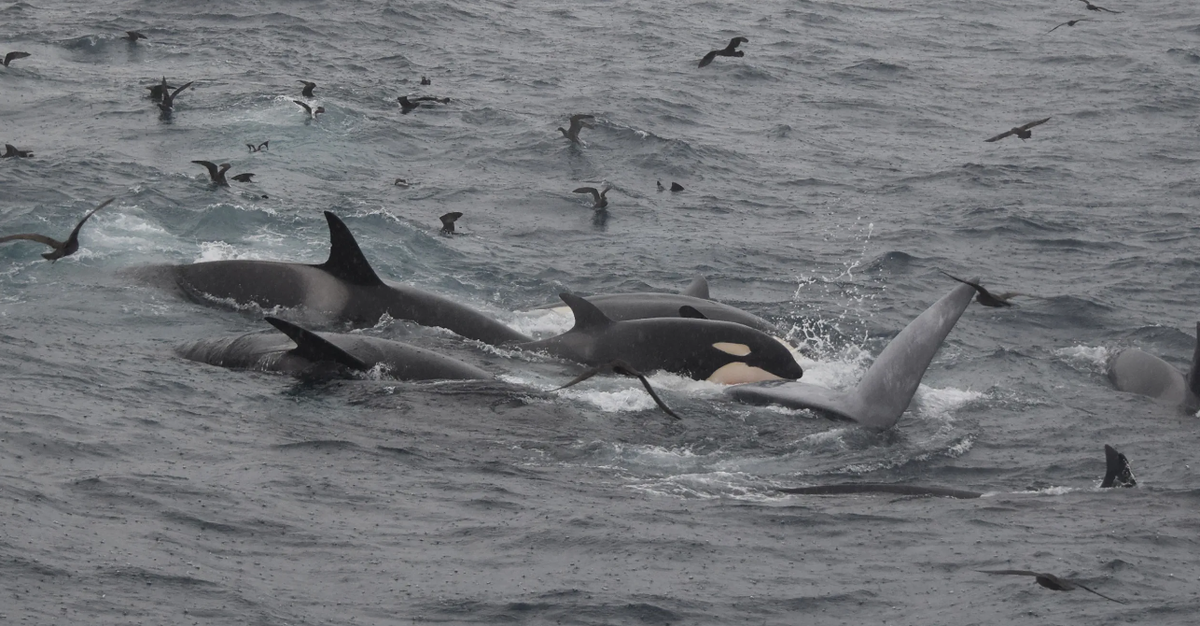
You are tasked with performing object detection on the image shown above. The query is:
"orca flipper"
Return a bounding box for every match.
[681,275,710,299]
[264,316,369,371]
[559,293,614,331]
[315,211,385,287]
[1100,444,1136,488]
[728,282,976,430]
[679,305,708,320]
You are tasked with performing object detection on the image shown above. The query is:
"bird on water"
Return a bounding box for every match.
[558,114,595,143]
[3,51,31,67]
[293,100,325,118]
[124,31,146,42]
[699,37,748,68]
[158,81,194,116]
[574,187,610,209]
[0,198,114,262]
[3,144,34,158]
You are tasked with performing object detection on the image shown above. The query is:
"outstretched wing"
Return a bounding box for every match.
[168,81,194,101]
[1018,117,1051,131]
[66,197,115,241]
[573,187,600,201]
[191,160,220,181]
[0,233,63,248]
[4,51,31,66]
[698,49,718,68]
[976,569,1041,577]
[984,128,1016,142]
[292,100,312,114]
[1073,582,1127,604]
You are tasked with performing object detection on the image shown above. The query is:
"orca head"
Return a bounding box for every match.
[702,326,804,384]
[1101,444,1136,488]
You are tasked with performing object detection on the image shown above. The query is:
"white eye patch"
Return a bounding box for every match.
[712,342,752,356]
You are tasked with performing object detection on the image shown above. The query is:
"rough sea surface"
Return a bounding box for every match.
[3,0,1200,624]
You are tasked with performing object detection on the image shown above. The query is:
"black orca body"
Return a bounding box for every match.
[137,212,530,347]
[521,293,803,384]
[1107,322,1200,412]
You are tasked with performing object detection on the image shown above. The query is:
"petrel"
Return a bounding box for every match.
[246,141,269,152]
[231,173,255,183]
[557,114,595,143]
[439,212,463,235]
[298,80,316,97]
[984,117,1051,142]
[3,51,31,67]
[293,100,325,117]
[145,77,175,101]
[939,271,1021,307]
[976,570,1126,604]
[573,186,610,209]
[397,96,450,114]
[420,76,431,85]
[1048,18,1089,32]
[157,81,194,115]
[193,161,231,186]
[699,37,748,68]
[2,144,33,158]
[124,31,147,42]
[1078,0,1122,13]
[0,198,114,262]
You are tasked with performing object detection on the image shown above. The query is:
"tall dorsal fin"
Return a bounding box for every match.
[264,316,369,371]
[1188,322,1200,402]
[681,275,710,299]
[314,211,384,286]
[560,293,614,330]
[679,305,708,320]
[1100,444,1136,488]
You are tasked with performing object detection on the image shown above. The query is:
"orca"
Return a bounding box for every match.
[779,444,1136,498]
[178,317,491,381]
[136,211,531,347]
[539,276,781,335]
[1106,322,1200,412]
[727,281,976,430]
[520,293,803,384]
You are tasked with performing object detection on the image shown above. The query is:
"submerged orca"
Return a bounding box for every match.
[1107,322,1200,412]
[178,316,490,381]
[521,293,803,384]
[780,444,1136,499]
[136,211,531,346]
[727,281,976,430]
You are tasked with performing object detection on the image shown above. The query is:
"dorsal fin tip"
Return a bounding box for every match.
[682,275,710,299]
[559,293,613,330]
[316,212,385,286]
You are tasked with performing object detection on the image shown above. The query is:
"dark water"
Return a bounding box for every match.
[3,0,1199,624]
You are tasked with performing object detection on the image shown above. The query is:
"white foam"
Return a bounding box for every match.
[194,241,272,263]
[1053,344,1111,371]
[913,385,985,421]
[509,308,574,337]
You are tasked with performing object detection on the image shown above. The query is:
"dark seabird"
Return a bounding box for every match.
[246,141,269,152]
[124,31,147,42]
[293,100,325,117]
[939,270,1021,307]
[3,51,31,67]
[192,160,231,186]
[397,95,450,114]
[984,117,1051,142]
[231,173,255,183]
[158,81,194,115]
[975,570,1126,604]
[420,76,431,85]
[555,360,682,420]
[1078,0,1122,13]
[1048,18,1089,32]
[657,181,665,191]
[670,182,684,192]
[298,80,316,97]
[439,212,463,235]
[394,178,411,188]
[558,114,595,143]
[0,198,114,262]
[698,36,748,68]
[145,77,175,101]
[573,186,610,209]
[2,144,33,158]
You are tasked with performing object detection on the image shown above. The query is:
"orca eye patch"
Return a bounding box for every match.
[712,342,751,356]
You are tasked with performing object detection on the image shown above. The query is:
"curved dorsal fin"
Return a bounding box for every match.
[681,275,710,299]
[314,211,384,286]
[1100,444,1136,488]
[264,316,369,371]
[679,305,708,320]
[560,293,613,330]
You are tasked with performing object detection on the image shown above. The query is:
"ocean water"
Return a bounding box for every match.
[3,0,1200,624]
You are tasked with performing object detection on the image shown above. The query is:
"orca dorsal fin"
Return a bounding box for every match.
[679,305,708,320]
[560,293,614,330]
[1100,444,1137,488]
[1188,322,1200,403]
[264,316,369,371]
[681,275,710,299]
[314,211,385,287]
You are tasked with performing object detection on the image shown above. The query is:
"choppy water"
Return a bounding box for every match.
[3,0,1200,624]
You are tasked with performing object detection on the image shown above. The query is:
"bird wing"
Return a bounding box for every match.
[730,36,749,49]
[1019,117,1051,131]
[698,50,718,67]
[293,100,312,114]
[247,144,256,152]
[164,81,193,105]
[568,114,594,133]
[66,197,115,241]
[258,141,268,150]
[976,569,1040,577]
[4,51,31,66]
[1099,6,1122,13]
[191,160,220,181]
[573,187,600,201]
[439,212,463,228]
[0,233,63,248]
[1048,22,1067,32]
[984,128,1016,142]
[231,173,254,182]
[1073,582,1127,604]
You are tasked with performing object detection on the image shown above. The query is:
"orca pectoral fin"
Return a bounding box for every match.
[681,275,710,299]
[264,316,370,371]
[679,305,708,320]
[314,211,385,286]
[560,293,614,331]
[727,380,866,423]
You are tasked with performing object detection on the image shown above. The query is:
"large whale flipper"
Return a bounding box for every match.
[264,316,369,371]
[728,282,975,430]
[314,211,385,287]
[560,293,614,330]
[1100,444,1136,488]
[681,275,710,299]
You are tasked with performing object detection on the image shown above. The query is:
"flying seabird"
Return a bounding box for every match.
[231,173,255,183]
[1078,0,1122,13]
[439,212,463,235]
[145,77,176,101]
[2,144,33,158]
[0,198,114,262]
[573,186,610,209]
[939,270,1021,307]
[976,570,1126,604]
[3,51,31,67]
[124,31,147,42]
[555,360,682,420]
[157,81,194,115]
[984,117,1051,142]
[1048,18,1089,32]
[193,161,231,186]
[293,100,325,117]
[298,80,316,97]
[558,114,595,143]
[246,141,269,152]
[698,36,748,68]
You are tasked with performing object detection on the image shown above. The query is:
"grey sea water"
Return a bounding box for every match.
[3,0,1200,623]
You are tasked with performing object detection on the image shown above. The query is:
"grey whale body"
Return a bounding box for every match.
[1107,322,1200,412]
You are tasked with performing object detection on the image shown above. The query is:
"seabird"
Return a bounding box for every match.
[984,117,1051,142]
[246,141,269,152]
[670,182,684,192]
[124,31,146,42]
[420,76,431,85]
[1078,0,1122,13]
[192,161,231,186]
[298,80,316,97]
[939,270,1021,307]
[557,114,595,143]
[1048,18,1089,32]
[657,181,665,191]
[0,198,114,262]
[975,570,1126,604]
[397,96,450,114]
[293,100,325,117]
[698,36,748,68]
[3,51,31,67]
[2,144,33,158]
[145,77,175,101]
[555,360,682,420]
[231,173,255,183]
[158,81,194,115]
[439,212,463,235]
[573,186,610,209]
[394,178,410,188]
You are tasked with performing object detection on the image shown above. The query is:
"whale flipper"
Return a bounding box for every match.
[560,293,614,330]
[264,316,369,371]
[681,275,710,299]
[314,211,385,287]
[728,282,975,430]
[679,305,708,320]
[1100,444,1136,488]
